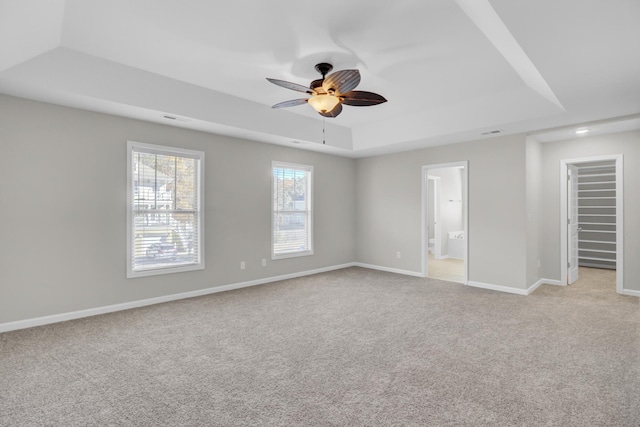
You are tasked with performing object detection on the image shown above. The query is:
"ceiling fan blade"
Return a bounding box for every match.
[322,70,360,95]
[272,98,308,108]
[318,103,342,118]
[266,78,312,94]
[341,91,387,106]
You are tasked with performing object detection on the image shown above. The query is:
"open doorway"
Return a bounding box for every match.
[422,162,468,283]
[560,155,623,294]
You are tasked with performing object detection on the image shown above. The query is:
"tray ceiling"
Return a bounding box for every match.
[1,0,639,156]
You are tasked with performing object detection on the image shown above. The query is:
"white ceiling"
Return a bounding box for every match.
[1,0,639,157]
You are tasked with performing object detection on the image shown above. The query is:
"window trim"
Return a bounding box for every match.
[271,161,314,260]
[126,140,205,278]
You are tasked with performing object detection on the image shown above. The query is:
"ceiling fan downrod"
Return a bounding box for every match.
[314,62,333,78]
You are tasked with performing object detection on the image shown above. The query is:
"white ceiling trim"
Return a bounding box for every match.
[456,0,565,111]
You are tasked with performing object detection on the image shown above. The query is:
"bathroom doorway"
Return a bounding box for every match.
[422,162,468,283]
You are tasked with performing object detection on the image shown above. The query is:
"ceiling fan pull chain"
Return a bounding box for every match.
[323,117,326,144]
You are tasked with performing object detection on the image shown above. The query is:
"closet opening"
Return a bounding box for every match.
[560,155,623,294]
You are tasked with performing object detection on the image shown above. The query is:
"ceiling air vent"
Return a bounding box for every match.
[481,129,502,136]
[163,114,190,122]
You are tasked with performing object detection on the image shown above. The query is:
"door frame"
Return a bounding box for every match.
[559,154,623,293]
[567,164,580,284]
[421,161,469,282]
[427,176,442,259]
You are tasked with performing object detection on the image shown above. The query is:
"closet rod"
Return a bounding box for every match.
[578,165,615,170]
[578,181,616,186]
[578,256,616,262]
[579,196,616,199]
[579,249,617,254]
[578,239,615,244]
[578,173,615,178]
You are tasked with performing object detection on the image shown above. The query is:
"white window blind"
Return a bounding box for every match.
[127,141,204,277]
[272,162,313,259]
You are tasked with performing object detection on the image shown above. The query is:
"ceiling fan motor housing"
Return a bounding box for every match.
[314,62,333,77]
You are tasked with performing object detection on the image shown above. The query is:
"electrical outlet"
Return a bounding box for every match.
[240,261,246,270]
[262,258,267,267]
[396,251,401,259]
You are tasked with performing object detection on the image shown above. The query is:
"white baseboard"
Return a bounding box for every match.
[535,278,639,297]
[620,288,640,297]
[0,263,357,333]
[527,278,565,293]
[353,263,424,278]
[467,280,528,296]
[527,279,545,295]
[7,265,631,334]
[540,278,564,286]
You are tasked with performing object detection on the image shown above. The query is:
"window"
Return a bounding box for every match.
[127,141,204,277]
[272,162,313,259]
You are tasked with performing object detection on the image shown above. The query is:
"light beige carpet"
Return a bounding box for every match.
[539,266,617,300]
[1,267,638,426]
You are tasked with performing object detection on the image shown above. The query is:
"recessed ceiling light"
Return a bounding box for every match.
[575,128,590,135]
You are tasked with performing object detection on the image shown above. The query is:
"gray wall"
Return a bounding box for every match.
[4,93,637,326]
[0,95,356,323]
[526,137,542,287]
[539,130,640,291]
[355,135,528,290]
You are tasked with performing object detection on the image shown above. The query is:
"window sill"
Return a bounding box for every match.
[127,262,204,279]
[272,250,314,261]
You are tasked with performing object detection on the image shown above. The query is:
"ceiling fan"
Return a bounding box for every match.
[267,63,387,118]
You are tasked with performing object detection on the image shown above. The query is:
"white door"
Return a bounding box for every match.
[568,164,579,284]
[432,177,442,259]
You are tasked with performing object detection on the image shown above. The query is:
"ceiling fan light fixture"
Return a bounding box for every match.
[267,63,386,118]
[308,94,341,114]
